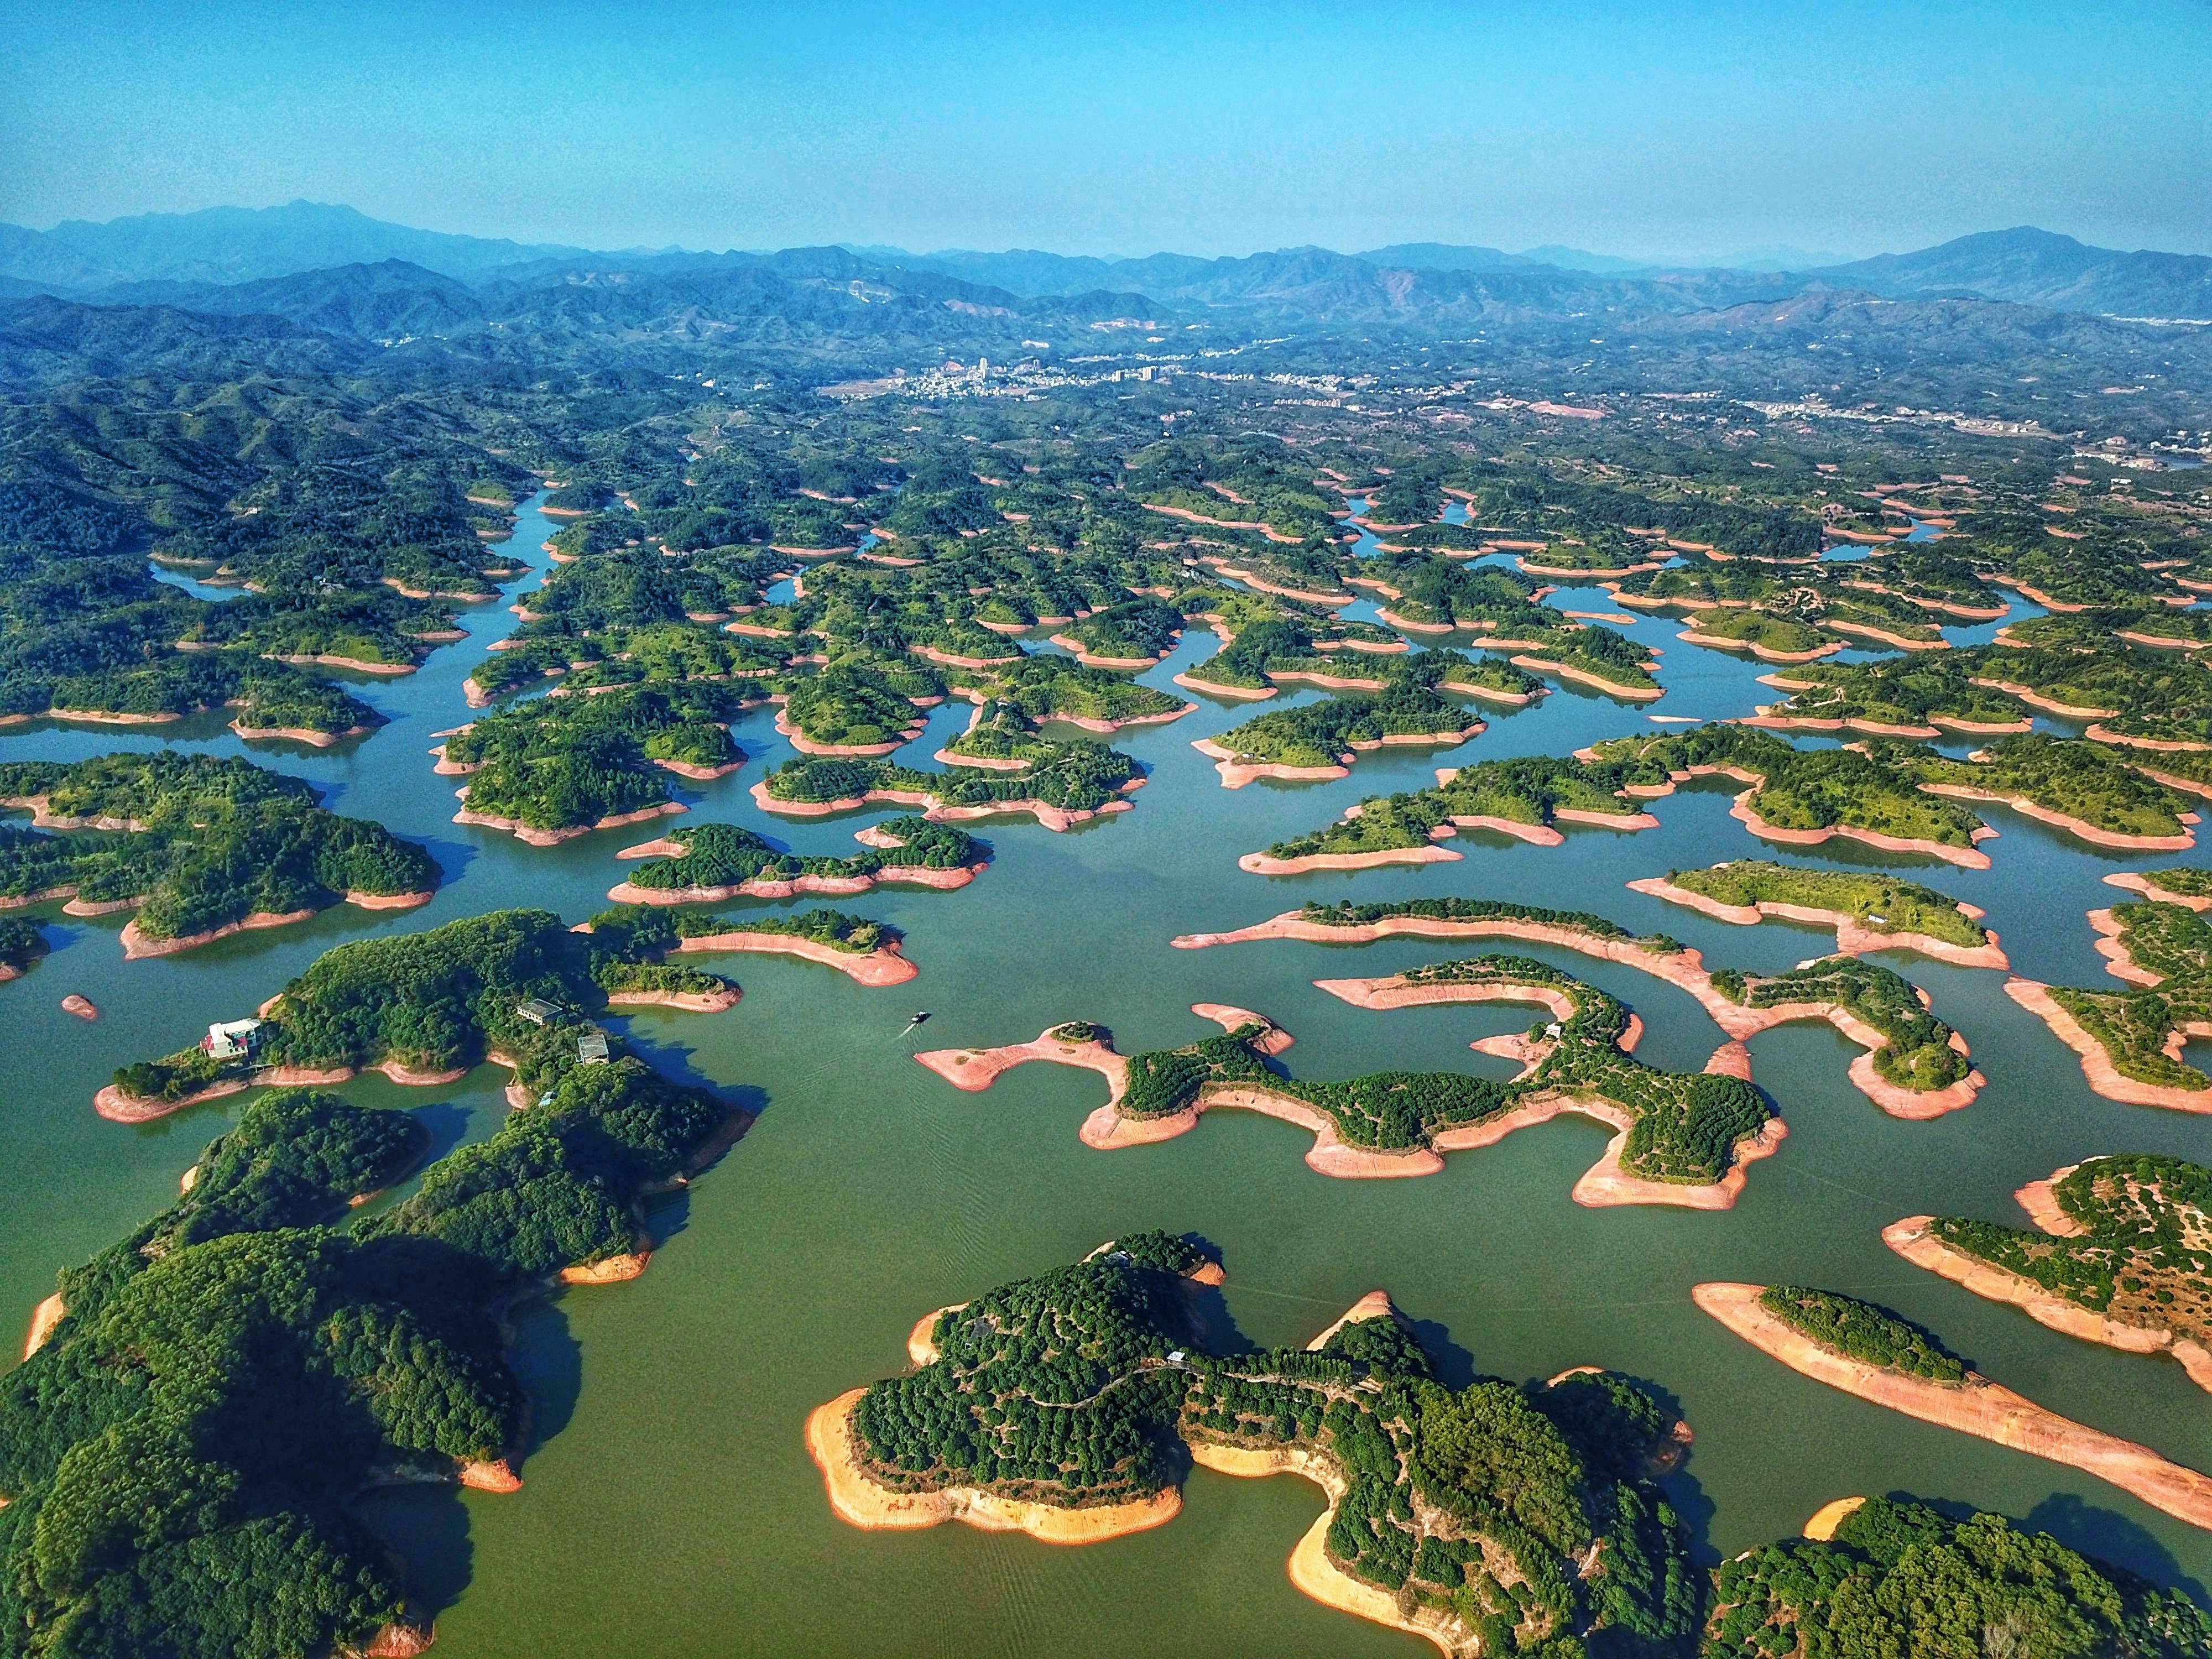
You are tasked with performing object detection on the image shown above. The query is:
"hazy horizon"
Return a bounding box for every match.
[4,0,2209,262]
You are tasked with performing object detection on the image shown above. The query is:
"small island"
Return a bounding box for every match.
[606,818,985,904]
[437,682,758,844]
[578,904,917,985]
[96,907,738,1120]
[1627,860,2007,968]
[811,1235,1705,1658]
[1243,754,1661,872]
[1194,685,1485,787]
[755,725,1141,831]
[0,751,436,955]
[1580,725,1999,868]
[1695,1282,2212,1532]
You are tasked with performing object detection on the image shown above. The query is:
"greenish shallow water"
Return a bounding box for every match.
[6,495,2211,1655]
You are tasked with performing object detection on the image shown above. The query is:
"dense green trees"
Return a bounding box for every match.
[847,1239,1701,1653]
[1708,1497,2212,1657]
[1659,861,1991,950]
[7,896,752,1659]
[1755,1287,1966,1380]
[618,819,982,896]
[0,752,435,942]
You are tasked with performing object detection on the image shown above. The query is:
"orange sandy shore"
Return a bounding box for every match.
[1175,911,1981,1119]
[1694,1282,2212,1531]
[2001,977,2212,1112]
[1885,1213,2212,1396]
[750,774,1138,833]
[455,794,686,847]
[1194,726,1484,791]
[673,931,917,986]
[2088,907,2167,988]
[806,1388,1183,1542]
[2105,871,2212,912]
[1623,876,2008,969]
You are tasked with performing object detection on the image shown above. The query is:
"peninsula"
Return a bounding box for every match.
[1694,1282,2212,1531]
[1887,1153,2212,1393]
[917,973,1781,1200]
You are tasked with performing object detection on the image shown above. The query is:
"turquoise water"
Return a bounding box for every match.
[5,493,2210,1656]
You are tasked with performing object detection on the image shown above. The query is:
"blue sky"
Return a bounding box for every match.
[4,0,2209,259]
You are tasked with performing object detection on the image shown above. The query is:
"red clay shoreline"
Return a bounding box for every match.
[1695,1282,2212,1531]
[1174,911,1981,1119]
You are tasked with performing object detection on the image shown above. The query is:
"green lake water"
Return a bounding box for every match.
[6,493,2210,1654]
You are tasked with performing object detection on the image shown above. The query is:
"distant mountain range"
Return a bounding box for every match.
[0,202,2194,332]
[1,204,2208,325]
[0,202,589,290]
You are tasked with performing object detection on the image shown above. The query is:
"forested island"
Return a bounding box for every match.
[3,962,746,1657]
[98,907,735,1118]
[919,973,1781,1199]
[1196,682,1486,786]
[757,727,1141,830]
[1628,860,2006,968]
[1245,755,1662,872]
[1175,894,1980,1118]
[1890,1154,2212,1391]
[437,683,759,842]
[0,752,435,954]
[579,902,917,984]
[812,1235,1707,1656]
[607,818,985,904]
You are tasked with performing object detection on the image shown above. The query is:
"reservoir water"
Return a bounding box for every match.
[5,493,2209,1655]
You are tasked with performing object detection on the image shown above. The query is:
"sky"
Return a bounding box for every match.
[4,0,2210,262]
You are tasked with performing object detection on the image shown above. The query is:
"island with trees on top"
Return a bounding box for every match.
[95,907,739,1121]
[809,1233,1706,1656]
[1173,895,1983,1118]
[4,927,749,1658]
[0,751,436,956]
[606,818,986,904]
[1887,1152,2212,1392]
[916,977,1784,1202]
[1695,1282,2212,1532]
